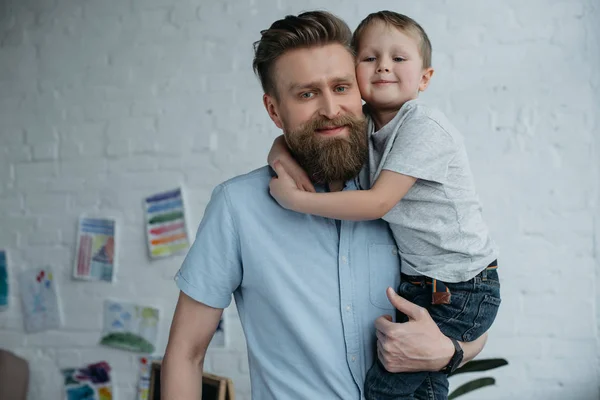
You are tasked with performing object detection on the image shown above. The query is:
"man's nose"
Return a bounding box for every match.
[318,92,341,119]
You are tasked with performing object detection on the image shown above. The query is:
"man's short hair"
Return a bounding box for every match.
[351,10,432,69]
[253,11,353,97]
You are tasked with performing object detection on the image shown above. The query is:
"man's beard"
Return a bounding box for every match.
[283,113,368,184]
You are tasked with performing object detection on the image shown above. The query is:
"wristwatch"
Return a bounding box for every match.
[440,338,463,375]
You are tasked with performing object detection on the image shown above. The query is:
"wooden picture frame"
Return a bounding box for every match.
[148,361,235,400]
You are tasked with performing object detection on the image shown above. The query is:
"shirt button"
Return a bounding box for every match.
[392,248,398,256]
[346,305,351,311]
[174,276,179,281]
[341,256,347,263]
[351,356,356,362]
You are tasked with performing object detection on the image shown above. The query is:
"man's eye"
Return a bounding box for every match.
[334,86,347,93]
[393,57,405,62]
[300,92,314,99]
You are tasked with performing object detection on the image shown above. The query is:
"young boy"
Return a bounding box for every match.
[267,11,501,400]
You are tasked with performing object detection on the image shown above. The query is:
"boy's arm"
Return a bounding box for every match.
[270,163,416,220]
[268,135,315,192]
[161,292,223,399]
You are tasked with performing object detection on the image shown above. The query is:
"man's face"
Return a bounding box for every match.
[264,44,368,183]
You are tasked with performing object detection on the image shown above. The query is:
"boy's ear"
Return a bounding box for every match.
[418,67,435,92]
[263,93,283,130]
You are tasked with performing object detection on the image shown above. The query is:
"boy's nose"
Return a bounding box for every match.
[377,66,390,73]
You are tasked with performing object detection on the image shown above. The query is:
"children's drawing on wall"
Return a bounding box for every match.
[137,356,162,400]
[144,188,190,259]
[74,217,117,282]
[100,300,159,353]
[0,250,8,310]
[18,267,62,332]
[62,361,113,400]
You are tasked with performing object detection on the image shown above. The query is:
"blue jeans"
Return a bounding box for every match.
[364,266,502,400]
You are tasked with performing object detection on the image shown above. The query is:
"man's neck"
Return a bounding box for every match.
[328,180,344,192]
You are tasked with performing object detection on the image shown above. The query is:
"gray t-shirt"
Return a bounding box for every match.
[362,99,499,282]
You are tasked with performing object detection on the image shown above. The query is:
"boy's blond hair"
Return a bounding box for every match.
[351,10,432,69]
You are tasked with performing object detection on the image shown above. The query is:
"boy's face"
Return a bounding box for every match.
[355,21,433,110]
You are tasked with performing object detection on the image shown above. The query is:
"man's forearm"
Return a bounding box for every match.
[161,352,204,399]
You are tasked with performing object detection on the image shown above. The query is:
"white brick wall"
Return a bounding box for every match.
[0,0,598,399]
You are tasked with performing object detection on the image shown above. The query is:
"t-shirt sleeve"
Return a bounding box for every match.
[382,116,456,183]
[174,184,242,309]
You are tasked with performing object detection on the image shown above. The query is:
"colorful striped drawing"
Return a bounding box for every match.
[74,217,117,282]
[144,188,190,258]
[0,250,8,310]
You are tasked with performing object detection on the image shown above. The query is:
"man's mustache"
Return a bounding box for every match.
[302,114,365,132]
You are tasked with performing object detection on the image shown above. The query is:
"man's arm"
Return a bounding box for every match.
[161,291,223,399]
[375,287,487,373]
[270,162,416,220]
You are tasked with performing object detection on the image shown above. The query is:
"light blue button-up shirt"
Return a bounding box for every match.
[176,166,400,399]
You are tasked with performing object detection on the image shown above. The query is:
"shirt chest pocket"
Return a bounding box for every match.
[368,244,401,309]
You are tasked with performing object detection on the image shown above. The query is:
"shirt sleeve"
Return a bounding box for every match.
[175,184,242,309]
[382,116,456,184]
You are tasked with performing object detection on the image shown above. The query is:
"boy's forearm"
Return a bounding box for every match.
[294,190,388,221]
[161,352,204,399]
[268,135,288,166]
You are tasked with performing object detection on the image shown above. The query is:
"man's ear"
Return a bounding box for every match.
[418,67,434,92]
[263,93,283,130]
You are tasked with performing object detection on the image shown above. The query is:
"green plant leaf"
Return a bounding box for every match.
[449,358,508,376]
[448,377,495,399]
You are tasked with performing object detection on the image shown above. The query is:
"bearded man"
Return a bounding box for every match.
[161,10,486,400]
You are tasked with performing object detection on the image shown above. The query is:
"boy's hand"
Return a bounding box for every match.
[281,159,315,193]
[270,161,303,210]
[268,135,315,193]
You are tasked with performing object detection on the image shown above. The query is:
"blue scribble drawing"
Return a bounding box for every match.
[101,300,159,353]
[108,303,121,312]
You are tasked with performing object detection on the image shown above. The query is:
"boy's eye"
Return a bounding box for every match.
[393,57,405,62]
[363,57,376,62]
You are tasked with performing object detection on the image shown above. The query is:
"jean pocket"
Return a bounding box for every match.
[368,244,400,309]
[463,294,502,341]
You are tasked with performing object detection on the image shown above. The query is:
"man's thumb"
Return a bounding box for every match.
[386,287,422,320]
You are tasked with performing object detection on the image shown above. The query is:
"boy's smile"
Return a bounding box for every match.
[356,21,433,112]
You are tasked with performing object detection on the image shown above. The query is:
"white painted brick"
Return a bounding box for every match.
[0,144,32,163]
[24,193,69,215]
[31,142,59,161]
[0,1,598,399]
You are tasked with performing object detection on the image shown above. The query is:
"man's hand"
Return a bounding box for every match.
[375,287,455,373]
[269,161,304,210]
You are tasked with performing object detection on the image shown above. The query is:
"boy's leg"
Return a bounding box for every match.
[364,280,432,400]
[413,374,449,400]
[429,266,501,342]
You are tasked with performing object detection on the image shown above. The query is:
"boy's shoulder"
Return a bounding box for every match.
[400,100,462,139]
[402,100,450,126]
